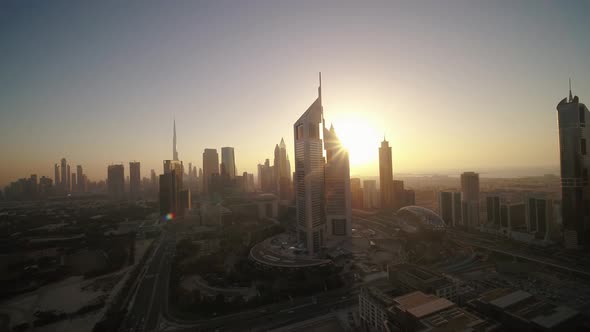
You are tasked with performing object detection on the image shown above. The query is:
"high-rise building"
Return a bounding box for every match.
[173,119,179,161]
[160,160,184,217]
[379,138,394,210]
[486,195,501,227]
[71,173,76,192]
[220,147,236,179]
[274,138,292,200]
[60,158,67,192]
[129,161,141,197]
[258,159,274,193]
[202,148,219,194]
[294,74,326,255]
[76,165,84,193]
[557,83,590,248]
[350,178,364,209]
[439,191,462,227]
[54,163,60,188]
[150,169,157,193]
[461,171,480,228]
[324,124,352,239]
[107,164,125,199]
[363,180,379,209]
[66,164,71,192]
[392,180,414,210]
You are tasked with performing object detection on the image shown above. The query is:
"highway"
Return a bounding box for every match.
[122,230,176,332]
[120,212,590,331]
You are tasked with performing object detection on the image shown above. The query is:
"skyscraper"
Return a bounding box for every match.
[129,161,141,197]
[202,149,219,194]
[173,119,179,161]
[54,163,60,188]
[486,195,501,227]
[160,160,185,217]
[461,172,480,228]
[363,180,379,209]
[76,165,84,193]
[258,159,274,192]
[60,158,67,192]
[379,138,394,210]
[107,164,125,199]
[439,191,462,227]
[274,138,292,200]
[66,164,71,193]
[350,178,364,209]
[294,73,326,255]
[221,147,236,179]
[324,124,352,239]
[150,169,157,193]
[557,82,590,248]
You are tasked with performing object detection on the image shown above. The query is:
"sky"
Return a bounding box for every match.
[1,0,589,187]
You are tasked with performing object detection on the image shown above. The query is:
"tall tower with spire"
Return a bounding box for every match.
[379,137,394,209]
[294,73,325,255]
[173,119,179,161]
[557,79,590,248]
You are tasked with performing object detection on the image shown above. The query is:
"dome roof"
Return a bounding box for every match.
[397,206,446,232]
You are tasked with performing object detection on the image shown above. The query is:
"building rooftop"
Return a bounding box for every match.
[474,288,580,330]
[388,291,491,331]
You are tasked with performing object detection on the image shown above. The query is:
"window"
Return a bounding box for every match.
[582,138,587,155]
[580,108,586,126]
[296,124,304,140]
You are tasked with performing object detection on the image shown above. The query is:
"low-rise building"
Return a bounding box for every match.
[468,288,582,331]
[388,263,458,303]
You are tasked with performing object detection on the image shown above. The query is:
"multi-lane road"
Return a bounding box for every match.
[122,230,176,332]
[121,227,358,332]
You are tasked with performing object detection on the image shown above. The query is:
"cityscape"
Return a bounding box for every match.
[1,2,590,332]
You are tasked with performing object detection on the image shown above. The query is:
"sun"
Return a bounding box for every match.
[330,115,380,171]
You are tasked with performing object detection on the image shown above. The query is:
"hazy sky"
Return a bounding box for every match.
[1,1,589,187]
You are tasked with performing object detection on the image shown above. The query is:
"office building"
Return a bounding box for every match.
[258,159,274,193]
[392,180,414,210]
[324,124,352,239]
[221,147,236,179]
[202,148,219,194]
[39,176,53,196]
[160,160,184,217]
[363,180,379,209]
[173,118,179,161]
[379,138,394,210]
[54,163,60,188]
[461,171,480,228]
[129,161,141,197]
[76,165,84,193]
[66,164,71,192]
[350,177,364,209]
[294,73,326,255]
[71,173,76,192]
[107,164,125,199]
[486,195,501,227]
[556,84,590,247]
[150,169,158,193]
[60,158,67,192]
[526,197,556,241]
[439,191,462,227]
[274,138,292,200]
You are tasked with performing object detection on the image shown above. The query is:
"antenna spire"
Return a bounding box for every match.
[569,78,573,102]
[318,72,322,103]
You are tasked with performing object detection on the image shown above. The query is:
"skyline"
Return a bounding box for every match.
[2,1,590,186]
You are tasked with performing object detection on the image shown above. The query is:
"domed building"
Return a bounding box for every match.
[397,206,446,240]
